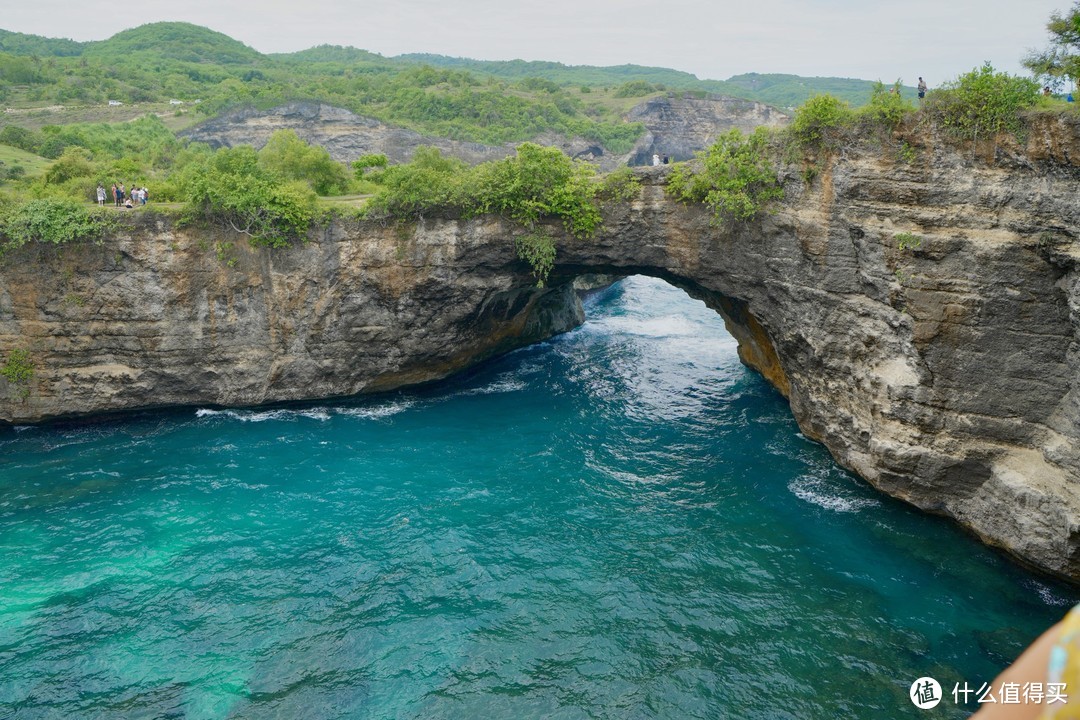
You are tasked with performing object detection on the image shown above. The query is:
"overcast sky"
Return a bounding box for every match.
[1,0,1071,87]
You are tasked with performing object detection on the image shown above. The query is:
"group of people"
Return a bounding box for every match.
[96,183,149,208]
[1044,85,1076,102]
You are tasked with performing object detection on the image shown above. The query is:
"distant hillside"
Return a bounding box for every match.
[391,54,915,107]
[394,54,704,87]
[0,29,84,57]
[0,21,909,150]
[723,73,918,107]
[272,45,388,66]
[82,22,263,65]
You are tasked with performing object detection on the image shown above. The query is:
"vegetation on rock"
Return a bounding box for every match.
[0,348,33,399]
[178,145,318,247]
[666,128,783,223]
[0,198,114,254]
[922,62,1040,144]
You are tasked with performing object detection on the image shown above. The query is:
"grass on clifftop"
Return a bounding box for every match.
[0,144,50,179]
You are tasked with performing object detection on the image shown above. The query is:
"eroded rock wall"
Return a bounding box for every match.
[4,117,1080,580]
[0,216,583,421]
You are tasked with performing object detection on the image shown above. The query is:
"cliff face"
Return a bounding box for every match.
[180,96,787,170]
[3,117,1080,580]
[624,95,789,164]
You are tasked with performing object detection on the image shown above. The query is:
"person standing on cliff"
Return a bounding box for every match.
[918,77,928,101]
[96,184,106,207]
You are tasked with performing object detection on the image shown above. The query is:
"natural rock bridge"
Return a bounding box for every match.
[4,120,1080,580]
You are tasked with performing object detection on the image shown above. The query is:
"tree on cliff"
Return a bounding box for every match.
[1023,1,1080,88]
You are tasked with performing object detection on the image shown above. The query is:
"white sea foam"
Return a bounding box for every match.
[1028,580,1076,607]
[788,475,879,513]
[455,377,527,396]
[336,399,416,419]
[195,408,331,422]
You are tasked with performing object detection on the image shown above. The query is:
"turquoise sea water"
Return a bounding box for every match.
[1,275,1076,719]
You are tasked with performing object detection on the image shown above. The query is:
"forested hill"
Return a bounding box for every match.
[392,54,909,108]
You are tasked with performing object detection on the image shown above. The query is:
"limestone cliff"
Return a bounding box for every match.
[624,94,789,165]
[180,96,787,171]
[3,116,1080,582]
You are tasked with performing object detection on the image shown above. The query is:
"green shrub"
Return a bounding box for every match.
[923,62,1040,143]
[1,198,113,253]
[365,143,604,239]
[789,94,854,149]
[666,128,783,223]
[613,80,658,98]
[353,153,389,176]
[182,146,318,247]
[1,347,33,399]
[257,129,351,195]
[895,232,922,250]
[362,147,467,220]
[859,81,914,128]
[515,230,557,287]
[44,147,96,186]
[467,143,601,238]
[597,166,641,203]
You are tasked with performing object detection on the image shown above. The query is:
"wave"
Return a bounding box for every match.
[335,399,417,419]
[195,408,332,423]
[1027,580,1077,607]
[788,474,880,513]
[196,399,418,423]
[451,377,527,397]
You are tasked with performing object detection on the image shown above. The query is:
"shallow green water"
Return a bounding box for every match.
[1,276,1075,719]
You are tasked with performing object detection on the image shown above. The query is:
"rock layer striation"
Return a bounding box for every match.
[4,118,1080,579]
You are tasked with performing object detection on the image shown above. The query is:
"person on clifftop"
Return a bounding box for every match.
[918,77,928,100]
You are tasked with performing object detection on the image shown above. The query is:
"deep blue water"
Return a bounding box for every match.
[1,275,1076,719]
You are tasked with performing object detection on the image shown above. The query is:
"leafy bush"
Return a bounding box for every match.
[1,347,33,399]
[788,94,854,150]
[365,143,604,239]
[353,153,389,176]
[257,129,351,195]
[597,166,641,203]
[666,128,783,222]
[182,146,317,247]
[362,147,467,220]
[859,82,914,128]
[1,197,113,253]
[43,146,96,186]
[923,62,1040,143]
[895,232,922,250]
[613,80,659,98]
[467,143,601,238]
[515,230,557,287]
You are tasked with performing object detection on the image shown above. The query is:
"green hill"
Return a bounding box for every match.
[83,22,263,65]
[389,54,914,106]
[0,29,84,57]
